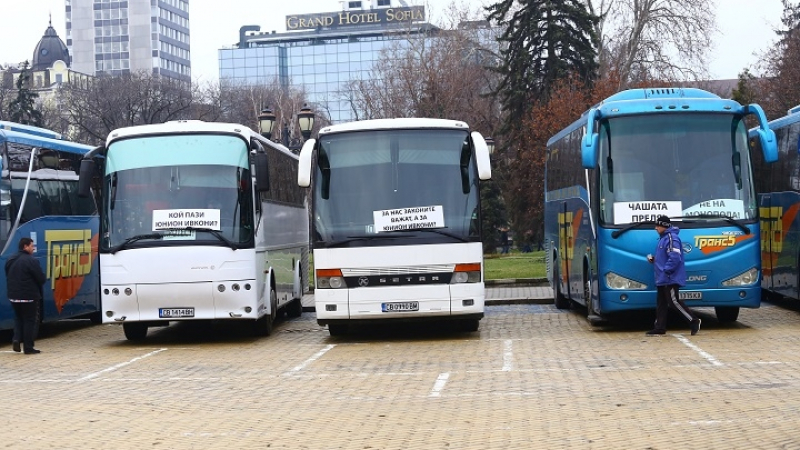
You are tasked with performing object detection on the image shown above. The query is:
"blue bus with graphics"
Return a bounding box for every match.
[0,123,101,331]
[750,105,800,302]
[545,87,778,324]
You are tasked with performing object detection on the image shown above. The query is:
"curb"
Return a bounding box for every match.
[485,278,548,286]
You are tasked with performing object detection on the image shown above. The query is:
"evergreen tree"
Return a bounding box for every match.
[8,62,43,127]
[486,0,599,137]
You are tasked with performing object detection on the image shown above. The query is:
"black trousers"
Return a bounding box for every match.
[11,301,39,351]
[654,284,696,332]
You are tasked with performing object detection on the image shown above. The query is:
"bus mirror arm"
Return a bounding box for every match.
[746,104,778,163]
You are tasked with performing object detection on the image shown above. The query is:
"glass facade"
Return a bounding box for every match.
[220,32,413,123]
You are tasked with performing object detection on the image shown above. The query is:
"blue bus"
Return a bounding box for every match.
[545,87,778,324]
[751,106,800,302]
[0,124,101,331]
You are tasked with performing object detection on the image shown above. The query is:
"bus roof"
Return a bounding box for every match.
[104,120,297,158]
[106,120,259,144]
[0,120,62,140]
[0,128,93,155]
[319,118,470,135]
[547,87,746,147]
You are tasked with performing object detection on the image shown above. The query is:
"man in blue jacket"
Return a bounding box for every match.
[646,216,701,336]
[5,237,46,354]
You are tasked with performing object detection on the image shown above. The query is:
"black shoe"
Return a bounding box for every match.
[23,348,40,355]
[691,319,701,336]
[645,329,666,336]
[12,341,20,352]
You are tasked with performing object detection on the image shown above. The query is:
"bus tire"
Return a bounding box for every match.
[256,289,278,337]
[286,297,303,318]
[583,273,592,317]
[553,267,570,310]
[328,323,348,336]
[715,306,740,323]
[123,323,148,341]
[459,318,480,332]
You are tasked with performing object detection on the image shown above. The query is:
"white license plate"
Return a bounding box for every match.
[159,307,195,318]
[381,301,419,312]
[679,291,702,300]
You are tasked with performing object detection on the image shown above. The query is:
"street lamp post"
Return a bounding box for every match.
[297,104,315,141]
[485,136,495,155]
[258,108,275,140]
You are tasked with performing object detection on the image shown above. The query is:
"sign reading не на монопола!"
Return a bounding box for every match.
[286,6,425,31]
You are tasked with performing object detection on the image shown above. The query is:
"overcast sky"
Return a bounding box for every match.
[0,0,787,85]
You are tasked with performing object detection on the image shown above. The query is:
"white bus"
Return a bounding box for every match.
[298,118,492,335]
[78,121,309,340]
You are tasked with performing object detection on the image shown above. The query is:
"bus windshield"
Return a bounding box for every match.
[313,129,480,244]
[597,113,757,225]
[103,134,254,249]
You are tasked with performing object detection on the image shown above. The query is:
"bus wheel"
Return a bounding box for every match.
[553,267,570,310]
[328,323,348,336]
[459,318,480,332]
[257,289,278,337]
[286,297,303,318]
[715,306,740,323]
[123,323,148,341]
[583,275,592,317]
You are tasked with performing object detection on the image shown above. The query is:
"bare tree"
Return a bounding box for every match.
[60,71,195,143]
[342,2,502,135]
[588,0,716,88]
[202,77,327,143]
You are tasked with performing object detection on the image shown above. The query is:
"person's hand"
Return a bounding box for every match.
[647,254,654,263]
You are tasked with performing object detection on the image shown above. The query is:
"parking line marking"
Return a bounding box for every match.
[502,340,513,372]
[672,334,723,366]
[77,348,167,381]
[429,372,450,397]
[287,344,335,374]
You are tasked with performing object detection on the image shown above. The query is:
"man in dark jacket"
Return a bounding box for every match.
[646,216,701,336]
[5,237,46,354]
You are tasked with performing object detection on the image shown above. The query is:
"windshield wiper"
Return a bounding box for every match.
[169,227,240,250]
[324,235,403,248]
[677,215,750,235]
[611,221,654,239]
[388,227,469,242]
[109,233,163,254]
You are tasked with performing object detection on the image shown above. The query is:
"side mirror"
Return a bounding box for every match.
[747,103,778,163]
[471,131,492,180]
[254,152,269,193]
[298,138,316,188]
[78,159,96,198]
[581,108,599,168]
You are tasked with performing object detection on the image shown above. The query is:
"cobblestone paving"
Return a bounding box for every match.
[2,300,800,449]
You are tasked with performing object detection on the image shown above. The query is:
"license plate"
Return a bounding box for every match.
[159,307,195,318]
[381,301,419,312]
[679,291,702,300]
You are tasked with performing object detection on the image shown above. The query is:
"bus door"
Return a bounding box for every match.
[759,195,778,292]
[558,202,573,299]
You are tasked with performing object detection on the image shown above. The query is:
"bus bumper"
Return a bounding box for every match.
[314,283,485,323]
[101,280,260,323]
[599,286,761,314]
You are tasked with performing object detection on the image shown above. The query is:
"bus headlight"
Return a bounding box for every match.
[722,268,758,286]
[451,263,481,284]
[605,272,646,290]
[317,269,345,289]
